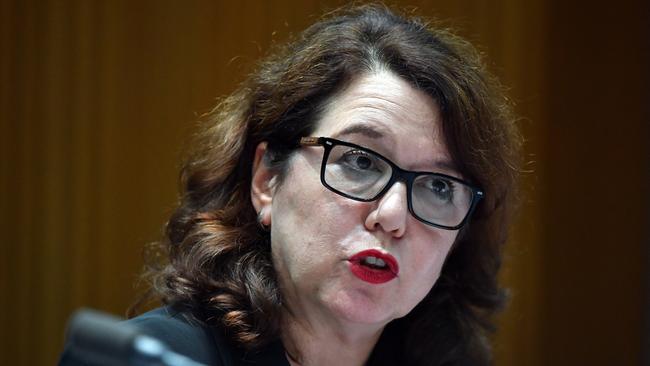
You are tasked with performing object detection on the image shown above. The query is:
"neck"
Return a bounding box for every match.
[280,309,383,366]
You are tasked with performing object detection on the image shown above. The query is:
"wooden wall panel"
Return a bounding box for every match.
[1,1,647,365]
[541,1,649,364]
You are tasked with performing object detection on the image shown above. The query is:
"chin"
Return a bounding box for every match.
[324,288,402,326]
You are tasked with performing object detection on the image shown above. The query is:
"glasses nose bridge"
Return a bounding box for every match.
[376,166,413,206]
[388,165,415,192]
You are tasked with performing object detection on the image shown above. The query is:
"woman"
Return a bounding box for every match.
[63,4,521,366]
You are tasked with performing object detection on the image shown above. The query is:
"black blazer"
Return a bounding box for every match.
[59,307,290,366]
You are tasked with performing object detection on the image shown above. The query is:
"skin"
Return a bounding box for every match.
[251,70,460,366]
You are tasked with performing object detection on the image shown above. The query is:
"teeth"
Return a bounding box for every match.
[363,256,387,268]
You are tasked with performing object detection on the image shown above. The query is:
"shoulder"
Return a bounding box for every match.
[125,306,234,366]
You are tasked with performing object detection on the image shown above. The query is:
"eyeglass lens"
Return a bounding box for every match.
[323,143,473,228]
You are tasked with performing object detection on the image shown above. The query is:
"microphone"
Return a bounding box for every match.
[65,308,207,366]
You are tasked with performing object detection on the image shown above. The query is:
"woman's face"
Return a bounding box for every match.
[252,71,459,329]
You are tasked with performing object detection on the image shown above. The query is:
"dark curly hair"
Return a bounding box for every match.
[131,4,521,365]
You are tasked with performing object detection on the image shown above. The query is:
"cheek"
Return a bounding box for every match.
[418,234,455,275]
[269,166,351,281]
[403,231,457,303]
[272,157,364,248]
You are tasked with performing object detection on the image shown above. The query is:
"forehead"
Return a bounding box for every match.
[313,71,453,172]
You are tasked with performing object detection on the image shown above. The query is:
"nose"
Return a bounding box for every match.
[364,181,408,237]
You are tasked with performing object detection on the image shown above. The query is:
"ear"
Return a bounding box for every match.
[251,142,276,226]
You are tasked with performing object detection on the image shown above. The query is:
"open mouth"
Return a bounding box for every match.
[348,249,399,284]
[361,256,389,269]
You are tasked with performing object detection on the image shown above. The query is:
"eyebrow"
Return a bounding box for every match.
[333,124,385,139]
[429,160,459,176]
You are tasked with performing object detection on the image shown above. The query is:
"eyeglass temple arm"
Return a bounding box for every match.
[299,137,321,146]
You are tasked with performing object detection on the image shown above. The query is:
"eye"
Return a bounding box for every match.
[429,177,454,202]
[341,150,379,171]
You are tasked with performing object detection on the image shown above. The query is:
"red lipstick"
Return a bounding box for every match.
[348,249,399,284]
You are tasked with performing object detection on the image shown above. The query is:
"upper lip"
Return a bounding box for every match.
[349,249,399,275]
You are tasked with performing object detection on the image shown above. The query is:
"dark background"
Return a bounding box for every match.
[1,0,648,365]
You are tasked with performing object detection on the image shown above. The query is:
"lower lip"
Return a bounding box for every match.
[349,262,397,284]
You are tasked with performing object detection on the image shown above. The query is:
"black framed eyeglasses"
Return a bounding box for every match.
[299,137,484,230]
